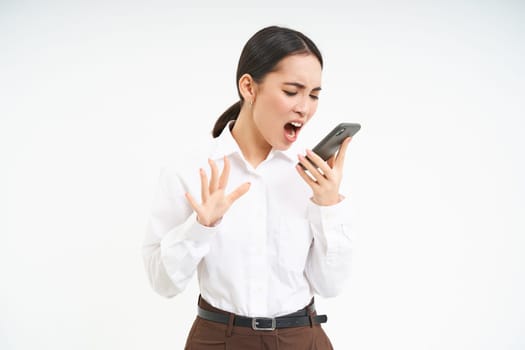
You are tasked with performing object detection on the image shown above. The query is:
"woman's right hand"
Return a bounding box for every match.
[185,156,251,227]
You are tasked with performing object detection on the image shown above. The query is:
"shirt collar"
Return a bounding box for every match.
[208,122,241,160]
[208,121,299,163]
[269,144,298,162]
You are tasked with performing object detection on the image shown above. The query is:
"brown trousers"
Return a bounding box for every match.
[184,296,334,350]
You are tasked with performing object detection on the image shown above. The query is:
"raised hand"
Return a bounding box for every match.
[185,156,251,227]
[296,137,351,206]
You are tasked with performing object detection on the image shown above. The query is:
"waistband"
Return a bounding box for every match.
[197,296,327,331]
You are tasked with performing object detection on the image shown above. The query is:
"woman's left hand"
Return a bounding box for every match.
[296,137,352,206]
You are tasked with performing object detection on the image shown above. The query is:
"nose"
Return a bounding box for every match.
[294,96,309,119]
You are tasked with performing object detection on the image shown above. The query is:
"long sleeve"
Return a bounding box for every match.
[142,166,218,297]
[304,198,353,297]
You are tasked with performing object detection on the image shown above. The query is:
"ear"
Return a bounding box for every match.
[238,73,257,104]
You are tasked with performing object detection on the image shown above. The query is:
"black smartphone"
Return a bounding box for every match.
[300,122,361,169]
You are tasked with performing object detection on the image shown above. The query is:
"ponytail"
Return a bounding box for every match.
[212,101,242,138]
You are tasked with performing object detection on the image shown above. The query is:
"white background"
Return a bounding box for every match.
[2,1,524,349]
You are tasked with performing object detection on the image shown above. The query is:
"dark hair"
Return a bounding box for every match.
[212,26,323,138]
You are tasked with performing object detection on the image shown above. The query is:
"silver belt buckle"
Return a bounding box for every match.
[252,317,276,331]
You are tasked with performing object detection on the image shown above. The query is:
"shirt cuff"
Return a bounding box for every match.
[307,197,352,261]
[161,212,218,251]
[307,196,351,229]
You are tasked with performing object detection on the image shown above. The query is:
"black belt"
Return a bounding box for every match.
[197,304,327,331]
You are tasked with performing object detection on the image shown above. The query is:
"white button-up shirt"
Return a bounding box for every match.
[142,124,352,317]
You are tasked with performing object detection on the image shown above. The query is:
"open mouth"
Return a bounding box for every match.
[284,121,303,141]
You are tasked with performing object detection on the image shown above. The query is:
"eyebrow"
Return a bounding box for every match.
[283,82,322,92]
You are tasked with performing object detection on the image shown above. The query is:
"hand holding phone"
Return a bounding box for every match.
[300,122,361,169]
[296,122,360,205]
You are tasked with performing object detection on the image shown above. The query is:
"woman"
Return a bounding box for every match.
[143,25,353,349]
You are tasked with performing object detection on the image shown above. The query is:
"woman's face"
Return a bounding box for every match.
[252,53,322,151]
